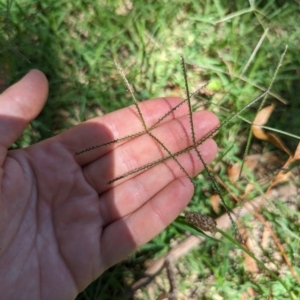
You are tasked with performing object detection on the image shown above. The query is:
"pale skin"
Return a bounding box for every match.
[0,70,219,300]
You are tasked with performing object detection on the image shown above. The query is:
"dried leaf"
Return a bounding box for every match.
[227,156,259,184]
[268,142,300,190]
[252,104,292,156]
[269,169,291,189]
[210,194,221,213]
[227,163,240,183]
[253,103,275,126]
[268,157,292,191]
[293,142,300,160]
[242,183,255,198]
[263,132,292,156]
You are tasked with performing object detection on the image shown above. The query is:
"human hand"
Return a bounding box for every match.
[0,70,218,299]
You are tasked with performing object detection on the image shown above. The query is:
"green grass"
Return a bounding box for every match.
[1,0,300,299]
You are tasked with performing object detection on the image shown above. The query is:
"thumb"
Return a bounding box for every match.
[0,69,48,155]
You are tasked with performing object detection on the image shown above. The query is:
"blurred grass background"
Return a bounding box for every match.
[1,0,300,299]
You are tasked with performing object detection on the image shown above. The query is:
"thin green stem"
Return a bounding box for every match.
[218,228,293,298]
[238,45,288,178]
[186,62,288,105]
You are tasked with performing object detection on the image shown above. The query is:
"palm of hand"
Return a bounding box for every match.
[2,142,102,299]
[0,70,218,300]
